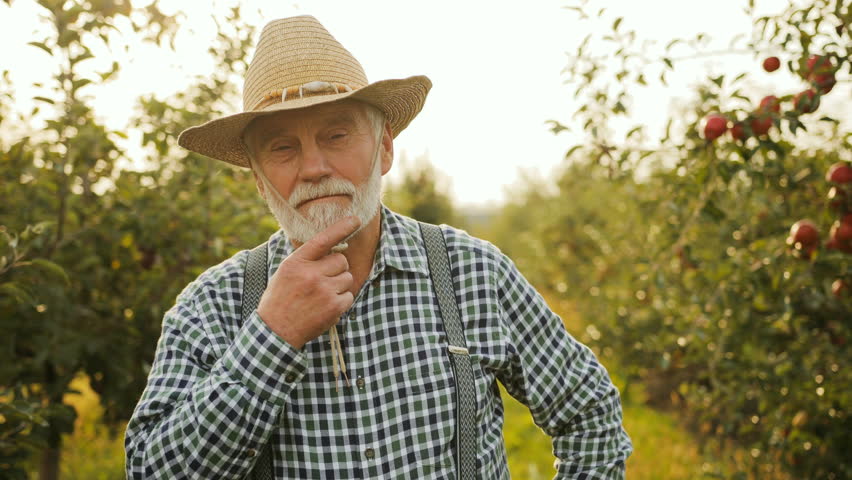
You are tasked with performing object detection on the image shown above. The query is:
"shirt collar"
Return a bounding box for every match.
[374,205,430,277]
[266,205,430,278]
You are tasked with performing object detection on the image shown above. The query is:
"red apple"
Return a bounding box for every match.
[828,186,848,211]
[809,72,836,94]
[826,163,852,184]
[704,114,728,141]
[826,237,840,251]
[730,122,747,141]
[787,219,820,252]
[806,55,833,74]
[763,56,781,72]
[832,279,849,297]
[829,215,852,253]
[759,95,781,113]
[794,89,819,114]
[750,115,773,136]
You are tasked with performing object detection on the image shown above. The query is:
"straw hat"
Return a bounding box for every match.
[177,15,432,168]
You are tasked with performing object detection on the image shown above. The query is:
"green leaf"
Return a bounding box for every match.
[28,259,70,285]
[665,39,682,51]
[663,57,674,69]
[0,282,35,306]
[562,6,588,19]
[710,75,725,87]
[33,96,54,105]
[71,78,92,91]
[613,17,623,31]
[27,41,52,56]
[546,120,570,135]
[70,50,94,66]
[626,126,643,139]
[564,145,582,158]
[98,61,120,82]
[701,200,726,221]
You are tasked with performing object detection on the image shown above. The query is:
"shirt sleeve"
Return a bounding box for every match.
[494,253,633,479]
[124,292,308,479]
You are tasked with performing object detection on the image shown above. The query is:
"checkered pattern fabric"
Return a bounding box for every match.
[124,206,632,479]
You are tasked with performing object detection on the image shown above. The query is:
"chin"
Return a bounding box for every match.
[298,195,352,215]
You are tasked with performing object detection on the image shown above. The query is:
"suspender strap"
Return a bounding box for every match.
[242,242,275,480]
[242,229,478,479]
[419,222,478,480]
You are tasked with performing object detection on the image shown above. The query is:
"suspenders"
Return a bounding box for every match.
[241,242,274,480]
[419,222,478,480]
[243,223,477,479]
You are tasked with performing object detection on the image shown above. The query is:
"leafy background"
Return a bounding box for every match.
[1,0,849,479]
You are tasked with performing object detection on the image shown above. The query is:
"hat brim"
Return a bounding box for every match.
[177,75,431,168]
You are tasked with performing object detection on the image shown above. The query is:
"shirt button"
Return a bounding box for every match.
[371,278,380,289]
[246,448,257,458]
[349,312,356,321]
[356,377,365,389]
[285,373,297,383]
[364,448,375,459]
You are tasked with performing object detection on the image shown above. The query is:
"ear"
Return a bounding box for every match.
[380,121,394,176]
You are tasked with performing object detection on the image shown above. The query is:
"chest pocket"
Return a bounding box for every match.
[396,336,458,466]
[403,341,456,395]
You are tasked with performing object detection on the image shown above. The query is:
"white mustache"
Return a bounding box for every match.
[288,179,356,208]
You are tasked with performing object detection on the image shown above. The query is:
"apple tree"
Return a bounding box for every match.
[492,1,850,478]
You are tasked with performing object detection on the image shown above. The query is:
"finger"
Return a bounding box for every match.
[335,290,355,312]
[315,253,349,276]
[327,271,354,294]
[296,216,361,261]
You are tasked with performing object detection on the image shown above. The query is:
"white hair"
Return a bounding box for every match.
[244,101,387,244]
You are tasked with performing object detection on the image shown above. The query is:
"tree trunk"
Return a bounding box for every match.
[39,443,61,480]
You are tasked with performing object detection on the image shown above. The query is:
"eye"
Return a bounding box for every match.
[271,144,293,152]
[328,130,348,142]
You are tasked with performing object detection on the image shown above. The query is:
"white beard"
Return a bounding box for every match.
[257,153,383,245]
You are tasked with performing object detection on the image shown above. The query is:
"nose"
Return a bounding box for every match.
[298,140,333,182]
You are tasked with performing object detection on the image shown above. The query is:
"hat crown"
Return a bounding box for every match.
[243,16,369,111]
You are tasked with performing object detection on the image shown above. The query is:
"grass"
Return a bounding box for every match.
[55,375,125,480]
[501,379,714,480]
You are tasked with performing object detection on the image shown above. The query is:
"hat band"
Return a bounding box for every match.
[251,81,356,111]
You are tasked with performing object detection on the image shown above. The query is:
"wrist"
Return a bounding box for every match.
[256,307,306,350]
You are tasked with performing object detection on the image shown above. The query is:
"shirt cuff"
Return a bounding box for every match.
[217,310,307,406]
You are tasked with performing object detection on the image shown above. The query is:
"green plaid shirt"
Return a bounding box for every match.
[125,207,632,479]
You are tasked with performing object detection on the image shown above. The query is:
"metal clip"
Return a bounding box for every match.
[448,345,469,355]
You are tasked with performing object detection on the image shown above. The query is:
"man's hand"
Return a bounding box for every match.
[256,216,361,349]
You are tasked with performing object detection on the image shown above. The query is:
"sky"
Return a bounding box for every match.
[3,0,840,208]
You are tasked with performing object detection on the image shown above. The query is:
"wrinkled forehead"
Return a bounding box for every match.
[243,100,370,143]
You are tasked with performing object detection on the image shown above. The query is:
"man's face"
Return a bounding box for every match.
[244,100,393,243]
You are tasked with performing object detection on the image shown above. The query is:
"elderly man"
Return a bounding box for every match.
[125,15,632,479]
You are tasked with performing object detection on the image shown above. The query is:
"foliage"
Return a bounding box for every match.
[0,0,178,475]
[0,2,271,477]
[491,1,851,478]
[383,153,463,227]
[0,224,72,480]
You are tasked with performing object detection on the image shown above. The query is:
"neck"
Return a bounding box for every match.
[292,208,383,296]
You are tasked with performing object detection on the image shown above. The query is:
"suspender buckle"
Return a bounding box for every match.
[448,345,469,355]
